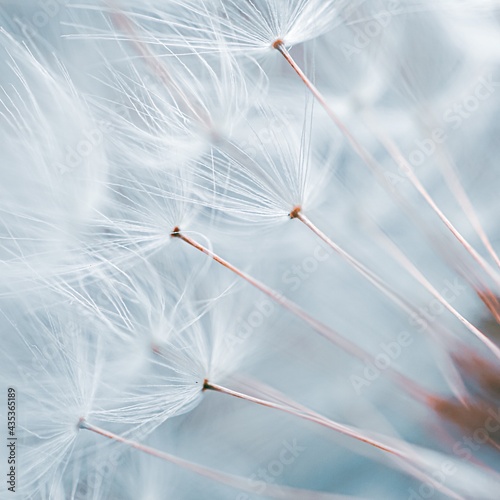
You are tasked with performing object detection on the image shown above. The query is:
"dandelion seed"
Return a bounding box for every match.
[2,2,500,499]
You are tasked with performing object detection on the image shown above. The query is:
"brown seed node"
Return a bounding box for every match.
[289,206,302,219]
[171,226,181,237]
[272,38,284,50]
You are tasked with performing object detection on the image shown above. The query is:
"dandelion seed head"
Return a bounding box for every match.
[74,0,352,55]
[0,29,108,290]
[2,2,500,499]
[0,302,109,497]
[191,103,341,227]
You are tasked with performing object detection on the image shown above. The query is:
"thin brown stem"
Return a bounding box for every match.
[294,211,500,361]
[237,376,488,493]
[376,130,500,288]
[171,229,370,361]
[172,228,432,403]
[204,381,464,500]
[274,42,376,172]
[203,381,402,456]
[435,146,500,271]
[275,42,500,292]
[291,208,419,313]
[79,419,345,499]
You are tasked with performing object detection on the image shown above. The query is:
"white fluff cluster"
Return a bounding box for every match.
[1,1,500,499]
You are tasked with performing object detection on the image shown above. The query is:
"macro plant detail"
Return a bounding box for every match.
[1,1,500,499]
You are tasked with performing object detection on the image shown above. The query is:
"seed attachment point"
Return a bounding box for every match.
[272,38,284,50]
[171,226,181,238]
[289,206,302,219]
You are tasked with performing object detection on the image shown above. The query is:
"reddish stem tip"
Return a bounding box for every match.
[272,38,284,50]
[289,206,302,219]
[171,226,181,238]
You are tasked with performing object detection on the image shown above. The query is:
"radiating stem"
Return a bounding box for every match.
[234,375,485,492]
[171,229,369,360]
[78,419,346,499]
[203,381,401,454]
[375,130,500,288]
[432,144,500,270]
[204,381,464,500]
[293,211,500,362]
[274,41,376,173]
[290,208,419,313]
[171,228,432,403]
[274,42,500,290]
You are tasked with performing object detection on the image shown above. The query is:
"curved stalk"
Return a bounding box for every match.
[293,211,500,362]
[274,42,500,291]
[79,419,351,499]
[171,228,433,404]
[203,381,464,500]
